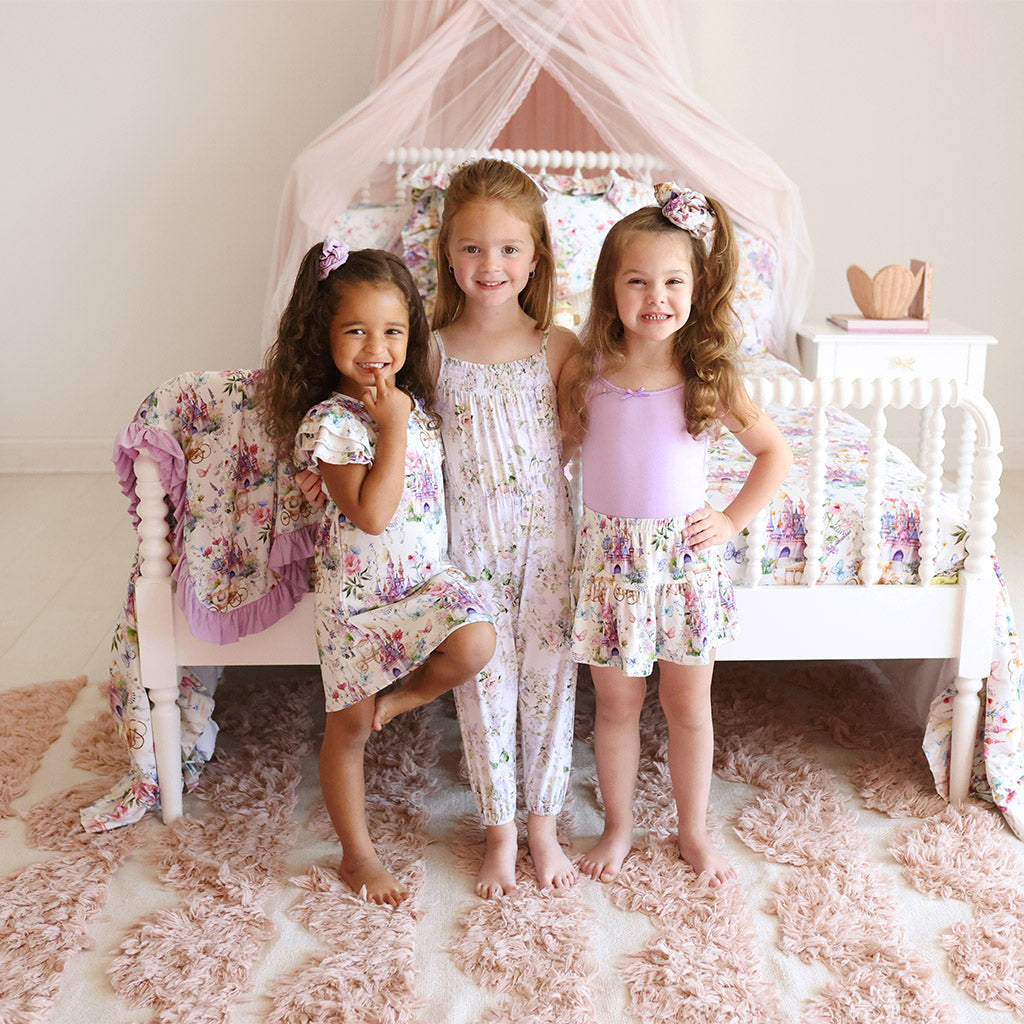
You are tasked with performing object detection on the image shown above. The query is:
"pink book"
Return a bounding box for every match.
[826,314,930,333]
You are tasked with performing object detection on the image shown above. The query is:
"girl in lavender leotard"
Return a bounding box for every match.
[559,185,793,888]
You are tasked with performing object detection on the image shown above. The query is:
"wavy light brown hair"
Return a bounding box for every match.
[257,246,434,453]
[431,158,555,331]
[564,199,753,441]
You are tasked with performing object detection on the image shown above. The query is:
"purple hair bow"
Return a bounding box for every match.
[318,238,350,281]
[653,183,716,254]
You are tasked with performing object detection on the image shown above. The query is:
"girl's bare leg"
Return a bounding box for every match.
[477,820,519,899]
[374,620,496,730]
[658,658,736,887]
[527,811,577,889]
[320,699,407,906]
[580,666,647,882]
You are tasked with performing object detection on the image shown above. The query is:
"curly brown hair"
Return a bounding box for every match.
[563,199,753,441]
[257,245,435,453]
[431,158,555,331]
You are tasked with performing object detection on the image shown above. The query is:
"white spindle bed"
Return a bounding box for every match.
[128,375,1002,824]
[100,148,1008,832]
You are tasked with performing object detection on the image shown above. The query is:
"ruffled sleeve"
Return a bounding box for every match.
[296,397,374,471]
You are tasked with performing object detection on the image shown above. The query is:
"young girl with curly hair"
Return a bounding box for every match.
[559,185,792,887]
[259,243,496,906]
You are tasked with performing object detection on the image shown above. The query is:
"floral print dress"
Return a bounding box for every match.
[434,331,577,826]
[297,394,492,711]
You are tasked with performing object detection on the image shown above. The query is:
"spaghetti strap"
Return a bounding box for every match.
[433,330,447,358]
[539,327,550,354]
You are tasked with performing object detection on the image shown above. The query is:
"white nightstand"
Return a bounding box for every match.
[795,317,997,509]
[794,317,996,392]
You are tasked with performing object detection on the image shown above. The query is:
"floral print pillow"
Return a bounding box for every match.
[327,202,413,255]
[357,165,780,354]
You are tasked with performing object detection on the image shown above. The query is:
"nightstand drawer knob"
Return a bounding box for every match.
[893,355,917,371]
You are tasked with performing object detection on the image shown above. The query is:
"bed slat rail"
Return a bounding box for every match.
[742,376,1002,591]
[379,146,666,202]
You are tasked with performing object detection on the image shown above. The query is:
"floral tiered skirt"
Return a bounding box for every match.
[570,506,738,676]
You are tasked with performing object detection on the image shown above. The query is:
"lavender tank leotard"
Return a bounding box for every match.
[582,377,708,519]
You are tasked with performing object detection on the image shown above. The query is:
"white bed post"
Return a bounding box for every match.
[132,450,184,823]
[948,384,1002,804]
[802,377,829,587]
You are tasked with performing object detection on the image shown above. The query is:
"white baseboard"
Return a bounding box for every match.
[0,437,114,474]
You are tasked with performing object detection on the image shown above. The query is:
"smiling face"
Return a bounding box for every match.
[613,232,696,347]
[445,200,539,310]
[329,282,409,399]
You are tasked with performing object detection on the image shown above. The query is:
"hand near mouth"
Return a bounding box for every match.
[362,367,411,430]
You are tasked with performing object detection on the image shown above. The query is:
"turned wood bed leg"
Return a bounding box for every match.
[949,673,983,804]
[947,388,1002,805]
[133,450,184,824]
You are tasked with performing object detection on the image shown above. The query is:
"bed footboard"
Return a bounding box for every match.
[132,451,319,822]
[727,376,1002,804]
[131,377,1002,821]
[132,449,187,822]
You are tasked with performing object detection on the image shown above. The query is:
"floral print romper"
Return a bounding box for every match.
[297,394,492,711]
[434,331,577,825]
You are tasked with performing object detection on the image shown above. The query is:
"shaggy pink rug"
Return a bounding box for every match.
[0,662,1021,1024]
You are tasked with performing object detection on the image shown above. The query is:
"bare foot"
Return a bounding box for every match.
[338,851,408,907]
[579,827,633,882]
[476,825,518,899]
[527,813,577,890]
[372,685,428,731]
[677,831,737,888]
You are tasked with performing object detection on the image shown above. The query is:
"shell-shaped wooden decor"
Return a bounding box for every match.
[847,264,924,319]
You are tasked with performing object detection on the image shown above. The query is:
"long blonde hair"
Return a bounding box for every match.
[564,199,752,441]
[432,158,555,331]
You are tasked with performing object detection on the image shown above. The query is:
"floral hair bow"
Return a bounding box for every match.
[653,182,716,254]
[318,238,350,281]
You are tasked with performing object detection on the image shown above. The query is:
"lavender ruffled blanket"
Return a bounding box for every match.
[82,369,321,831]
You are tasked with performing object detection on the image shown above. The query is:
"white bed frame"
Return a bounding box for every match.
[131,370,1002,823]
[127,146,1004,822]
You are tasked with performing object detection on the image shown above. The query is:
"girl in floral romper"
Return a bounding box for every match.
[559,187,792,887]
[431,159,579,898]
[259,243,495,907]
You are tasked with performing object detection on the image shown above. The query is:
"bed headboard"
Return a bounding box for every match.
[375,146,669,202]
[331,147,779,355]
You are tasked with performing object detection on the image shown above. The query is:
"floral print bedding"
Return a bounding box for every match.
[723,354,1022,838]
[327,165,779,356]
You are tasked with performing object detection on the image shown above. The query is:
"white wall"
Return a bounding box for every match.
[1,0,380,471]
[679,1,1024,463]
[3,0,1023,471]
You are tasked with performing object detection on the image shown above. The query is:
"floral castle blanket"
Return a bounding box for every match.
[83,370,321,831]
[85,360,1024,839]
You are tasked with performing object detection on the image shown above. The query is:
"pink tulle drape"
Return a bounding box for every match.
[263,0,812,358]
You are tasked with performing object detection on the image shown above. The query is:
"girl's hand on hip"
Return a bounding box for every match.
[363,370,412,430]
[684,505,735,551]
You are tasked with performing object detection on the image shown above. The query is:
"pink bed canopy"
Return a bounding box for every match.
[263,0,813,356]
